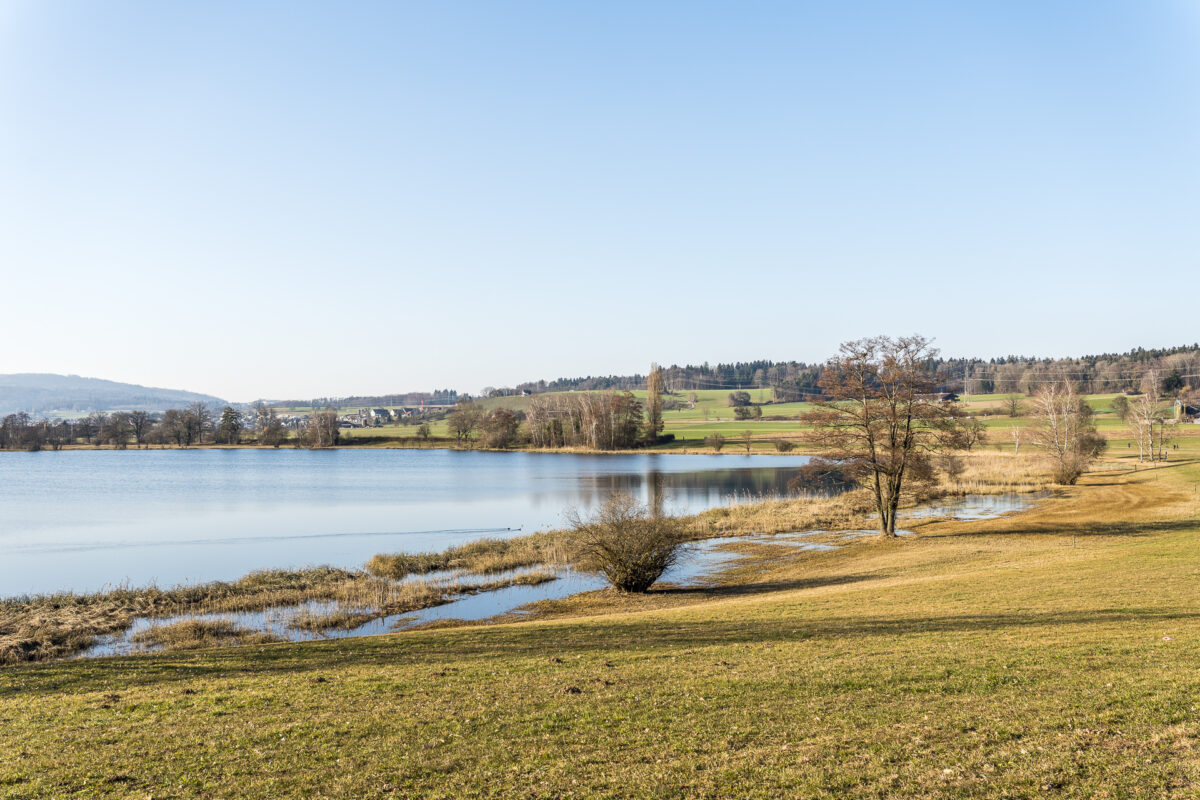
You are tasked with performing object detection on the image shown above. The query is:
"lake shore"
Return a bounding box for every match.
[1,449,1055,664]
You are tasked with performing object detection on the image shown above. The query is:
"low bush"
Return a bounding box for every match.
[568,494,686,593]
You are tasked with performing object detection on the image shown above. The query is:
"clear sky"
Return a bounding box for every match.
[2,1,1198,401]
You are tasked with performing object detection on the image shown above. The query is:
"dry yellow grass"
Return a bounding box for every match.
[129,619,280,650]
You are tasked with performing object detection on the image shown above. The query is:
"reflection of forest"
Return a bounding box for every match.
[531,467,847,513]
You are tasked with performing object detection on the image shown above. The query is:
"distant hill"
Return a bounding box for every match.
[0,374,226,417]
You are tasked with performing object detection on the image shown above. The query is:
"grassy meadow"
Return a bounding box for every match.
[3,435,1200,797]
[334,388,1196,454]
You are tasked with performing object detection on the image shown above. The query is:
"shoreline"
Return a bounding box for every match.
[0,441,818,456]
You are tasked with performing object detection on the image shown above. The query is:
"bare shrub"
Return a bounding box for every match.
[568,494,685,593]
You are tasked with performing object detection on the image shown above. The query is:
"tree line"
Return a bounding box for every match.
[0,402,338,451]
[490,344,1200,403]
[444,366,669,451]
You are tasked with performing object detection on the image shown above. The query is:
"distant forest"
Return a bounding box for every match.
[0,374,225,417]
[498,343,1200,400]
[268,390,461,410]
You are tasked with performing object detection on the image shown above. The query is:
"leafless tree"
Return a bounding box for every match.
[1127,390,1155,463]
[803,335,963,537]
[259,407,287,447]
[128,411,153,445]
[186,402,214,445]
[1028,381,1106,483]
[304,408,340,448]
[446,402,484,444]
[100,412,133,448]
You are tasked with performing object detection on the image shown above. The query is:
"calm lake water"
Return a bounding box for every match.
[0,449,812,596]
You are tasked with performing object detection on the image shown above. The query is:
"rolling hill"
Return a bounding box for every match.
[0,374,225,417]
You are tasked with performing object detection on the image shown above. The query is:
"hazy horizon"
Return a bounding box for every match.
[3,1,1198,400]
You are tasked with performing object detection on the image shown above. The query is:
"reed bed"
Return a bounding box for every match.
[0,566,558,663]
[365,534,570,580]
[938,450,1052,495]
[129,620,280,651]
[688,489,878,536]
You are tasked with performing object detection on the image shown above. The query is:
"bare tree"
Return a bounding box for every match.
[1127,390,1155,463]
[104,412,135,448]
[1009,424,1023,454]
[1005,396,1024,418]
[128,410,153,445]
[955,416,988,450]
[742,429,753,453]
[158,408,191,446]
[186,402,214,445]
[304,407,340,448]
[1029,381,1106,483]
[446,402,484,444]
[803,335,963,537]
[258,407,287,447]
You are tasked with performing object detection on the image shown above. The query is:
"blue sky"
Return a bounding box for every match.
[2,1,1198,401]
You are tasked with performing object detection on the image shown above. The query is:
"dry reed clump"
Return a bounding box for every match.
[375,569,558,616]
[937,451,1052,495]
[290,608,378,632]
[366,534,569,580]
[689,489,877,537]
[129,619,280,651]
[289,570,563,634]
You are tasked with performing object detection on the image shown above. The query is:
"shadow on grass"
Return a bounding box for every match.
[653,572,876,598]
[921,517,1198,540]
[5,604,1196,698]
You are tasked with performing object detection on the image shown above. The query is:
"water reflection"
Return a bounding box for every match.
[0,450,814,596]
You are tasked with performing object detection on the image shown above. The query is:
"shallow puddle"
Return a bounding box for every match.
[902,492,1048,521]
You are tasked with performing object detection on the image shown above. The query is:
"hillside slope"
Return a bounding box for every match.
[0,373,225,416]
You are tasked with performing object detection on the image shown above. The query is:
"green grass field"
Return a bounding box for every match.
[4,443,1200,796]
[326,390,1195,456]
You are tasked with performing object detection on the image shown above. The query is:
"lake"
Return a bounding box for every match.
[0,449,812,596]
